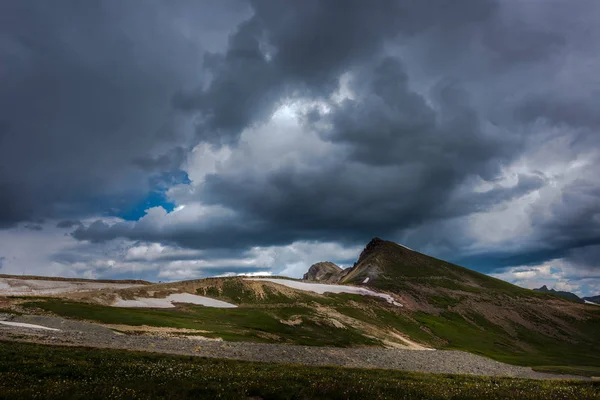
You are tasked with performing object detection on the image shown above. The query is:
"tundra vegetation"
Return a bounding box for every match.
[2,238,600,399]
[1,341,599,400]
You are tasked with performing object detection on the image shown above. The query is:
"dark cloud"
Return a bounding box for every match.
[126,55,533,250]
[56,220,83,229]
[3,1,600,284]
[531,180,600,261]
[453,177,600,272]
[24,224,43,231]
[482,20,566,65]
[0,183,33,228]
[0,0,248,225]
[564,246,600,275]
[133,147,188,173]
[75,1,589,255]
[174,0,502,144]
[516,94,600,131]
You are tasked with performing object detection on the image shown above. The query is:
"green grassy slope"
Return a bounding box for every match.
[22,296,381,347]
[1,341,599,400]
[8,238,600,374]
[341,238,553,297]
[335,238,600,371]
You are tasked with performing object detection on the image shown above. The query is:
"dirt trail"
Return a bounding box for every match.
[0,314,587,380]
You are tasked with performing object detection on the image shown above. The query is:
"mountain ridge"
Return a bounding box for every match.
[2,237,600,374]
[533,285,584,303]
[583,295,600,304]
[298,237,600,369]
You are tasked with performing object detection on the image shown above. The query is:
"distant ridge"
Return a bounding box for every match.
[533,285,584,303]
[0,274,151,285]
[583,295,600,304]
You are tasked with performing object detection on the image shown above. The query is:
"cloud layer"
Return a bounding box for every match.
[1,1,600,295]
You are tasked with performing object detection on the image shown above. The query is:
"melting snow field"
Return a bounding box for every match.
[113,293,237,308]
[246,278,402,306]
[0,277,143,296]
[0,321,60,331]
[585,300,599,306]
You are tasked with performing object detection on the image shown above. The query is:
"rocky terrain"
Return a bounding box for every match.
[302,262,343,282]
[0,313,585,380]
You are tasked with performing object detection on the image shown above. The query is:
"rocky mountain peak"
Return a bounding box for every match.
[354,237,399,267]
[302,262,343,282]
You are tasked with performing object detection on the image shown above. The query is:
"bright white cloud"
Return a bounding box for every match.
[0,219,363,283]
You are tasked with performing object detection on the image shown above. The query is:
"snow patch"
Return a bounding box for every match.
[362,277,370,284]
[0,321,60,331]
[246,278,402,306]
[113,293,237,308]
[584,300,599,306]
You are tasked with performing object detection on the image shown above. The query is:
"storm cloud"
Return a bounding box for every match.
[0,0,248,224]
[1,0,600,295]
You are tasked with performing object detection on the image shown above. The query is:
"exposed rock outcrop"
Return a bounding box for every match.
[302,262,343,282]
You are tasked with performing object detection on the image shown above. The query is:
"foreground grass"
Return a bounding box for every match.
[0,341,598,400]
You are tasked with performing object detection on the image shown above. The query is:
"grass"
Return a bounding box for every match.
[532,366,600,378]
[427,295,461,307]
[23,299,380,347]
[336,239,600,373]
[413,311,600,370]
[197,278,328,305]
[351,239,567,300]
[0,341,598,400]
[334,305,440,346]
[21,296,600,373]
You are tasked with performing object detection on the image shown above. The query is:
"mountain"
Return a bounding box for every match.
[533,285,584,303]
[318,237,541,294]
[583,295,600,304]
[301,238,600,368]
[4,237,600,373]
[302,262,343,282]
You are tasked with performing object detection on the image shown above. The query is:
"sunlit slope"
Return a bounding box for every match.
[330,238,600,368]
[7,238,600,370]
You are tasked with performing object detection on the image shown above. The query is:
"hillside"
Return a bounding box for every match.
[302,238,600,369]
[583,295,600,304]
[0,274,150,285]
[2,237,600,376]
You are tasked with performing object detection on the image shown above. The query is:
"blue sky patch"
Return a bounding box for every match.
[115,170,190,221]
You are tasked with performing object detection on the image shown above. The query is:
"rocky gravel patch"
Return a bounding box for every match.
[0,314,586,380]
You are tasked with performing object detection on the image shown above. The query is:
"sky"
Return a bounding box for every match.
[1,0,599,296]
